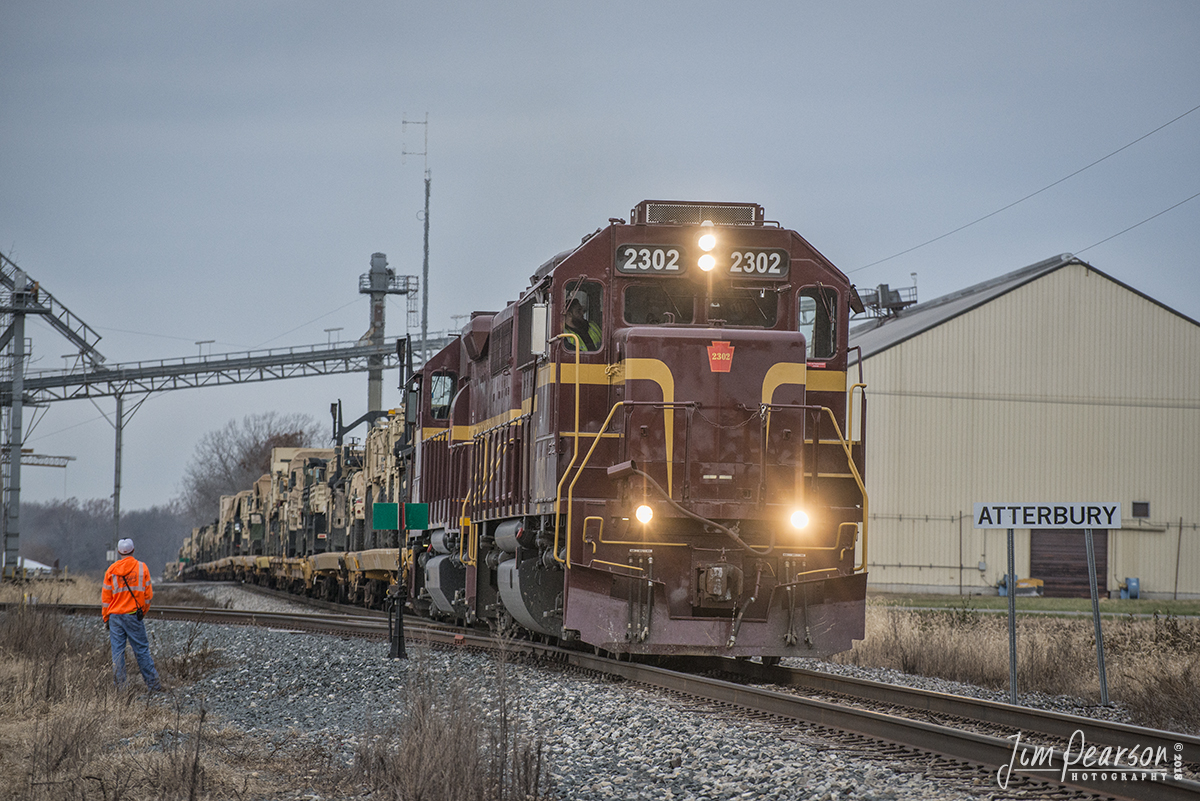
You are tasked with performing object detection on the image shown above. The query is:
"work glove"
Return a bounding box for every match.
[105,619,110,631]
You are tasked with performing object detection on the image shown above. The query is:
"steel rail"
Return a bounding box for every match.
[563,652,1200,801]
[714,658,1200,777]
[22,603,392,637]
[233,582,389,617]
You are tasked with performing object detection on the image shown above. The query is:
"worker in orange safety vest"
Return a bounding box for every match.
[102,538,163,690]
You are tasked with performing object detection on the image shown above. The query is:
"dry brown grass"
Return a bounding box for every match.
[353,644,552,801]
[0,575,218,610]
[0,603,355,801]
[1,602,553,800]
[0,574,102,606]
[833,600,1200,733]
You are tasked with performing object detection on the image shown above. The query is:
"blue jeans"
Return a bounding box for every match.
[109,613,162,690]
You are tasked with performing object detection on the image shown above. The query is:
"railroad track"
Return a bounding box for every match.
[22,596,1200,800]
[716,658,1200,783]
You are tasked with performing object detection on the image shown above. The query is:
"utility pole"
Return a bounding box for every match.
[403,114,430,362]
[423,169,431,364]
[95,392,147,557]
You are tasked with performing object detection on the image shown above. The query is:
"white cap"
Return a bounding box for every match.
[117,538,134,555]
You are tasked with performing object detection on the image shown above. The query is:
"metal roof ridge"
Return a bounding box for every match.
[849,253,1078,337]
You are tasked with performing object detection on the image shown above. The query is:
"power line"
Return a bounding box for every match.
[98,299,363,351]
[93,324,247,351]
[1075,189,1200,255]
[251,299,359,349]
[852,101,1200,273]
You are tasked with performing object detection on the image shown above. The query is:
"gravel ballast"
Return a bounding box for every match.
[99,585,1136,800]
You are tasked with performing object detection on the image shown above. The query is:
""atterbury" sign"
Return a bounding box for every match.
[973,503,1122,529]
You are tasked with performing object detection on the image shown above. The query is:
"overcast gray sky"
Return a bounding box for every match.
[2,1,1198,513]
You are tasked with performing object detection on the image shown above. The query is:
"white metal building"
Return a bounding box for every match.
[849,255,1200,599]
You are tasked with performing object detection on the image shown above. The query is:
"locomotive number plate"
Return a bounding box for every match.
[616,245,687,275]
[724,248,789,278]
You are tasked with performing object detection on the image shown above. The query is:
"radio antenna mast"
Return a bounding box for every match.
[402,114,430,363]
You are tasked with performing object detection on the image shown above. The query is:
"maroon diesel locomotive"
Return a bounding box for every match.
[403,199,868,659]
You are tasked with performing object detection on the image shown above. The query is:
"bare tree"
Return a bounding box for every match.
[22,498,191,576]
[175,411,323,524]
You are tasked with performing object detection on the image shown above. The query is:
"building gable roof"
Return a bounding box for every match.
[849,254,1199,362]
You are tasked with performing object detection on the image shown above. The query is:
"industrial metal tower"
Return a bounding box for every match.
[359,253,418,412]
[1,253,104,577]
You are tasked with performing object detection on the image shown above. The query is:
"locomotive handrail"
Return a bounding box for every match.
[550,332,584,567]
[847,383,867,446]
[581,516,655,571]
[452,406,532,566]
[555,400,626,567]
[815,405,868,573]
[459,422,513,566]
[584,509,688,550]
[847,345,864,385]
[760,402,869,573]
[561,400,704,566]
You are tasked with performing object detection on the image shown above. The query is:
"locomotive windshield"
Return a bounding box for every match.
[623,282,777,327]
[706,285,778,327]
[623,282,695,324]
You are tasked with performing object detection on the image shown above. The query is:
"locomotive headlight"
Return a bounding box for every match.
[635,504,654,524]
[698,254,716,272]
[698,232,716,252]
[790,509,810,530]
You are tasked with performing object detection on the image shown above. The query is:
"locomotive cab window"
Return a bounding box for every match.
[623,282,695,325]
[561,279,603,351]
[405,375,421,425]
[429,371,456,420]
[798,287,837,360]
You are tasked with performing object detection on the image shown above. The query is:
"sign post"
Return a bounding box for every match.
[973,503,1121,709]
[1006,527,1017,704]
[1084,528,1110,705]
[373,502,431,660]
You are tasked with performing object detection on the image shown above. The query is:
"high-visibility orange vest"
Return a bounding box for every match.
[102,557,154,622]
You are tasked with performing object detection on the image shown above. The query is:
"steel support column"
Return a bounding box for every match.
[3,309,24,577]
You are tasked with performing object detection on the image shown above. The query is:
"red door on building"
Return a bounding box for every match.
[1030,529,1108,598]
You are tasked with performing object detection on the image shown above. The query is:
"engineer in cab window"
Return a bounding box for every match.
[562,298,601,351]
